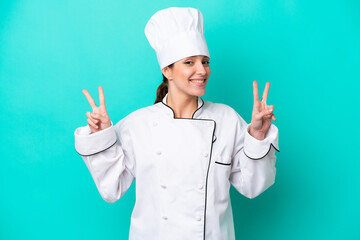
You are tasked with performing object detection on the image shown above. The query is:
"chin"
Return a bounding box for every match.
[191,89,206,97]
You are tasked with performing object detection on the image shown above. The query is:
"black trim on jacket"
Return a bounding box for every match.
[243,143,280,160]
[162,97,215,240]
[76,140,117,157]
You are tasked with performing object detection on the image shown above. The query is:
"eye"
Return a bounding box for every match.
[184,61,210,65]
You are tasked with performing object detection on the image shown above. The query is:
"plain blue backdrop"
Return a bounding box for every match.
[1,0,359,239]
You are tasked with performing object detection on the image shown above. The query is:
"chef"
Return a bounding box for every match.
[74,7,280,240]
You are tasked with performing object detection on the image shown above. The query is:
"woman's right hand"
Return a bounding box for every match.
[82,86,111,133]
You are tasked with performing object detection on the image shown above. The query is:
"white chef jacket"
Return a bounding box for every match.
[74,93,280,240]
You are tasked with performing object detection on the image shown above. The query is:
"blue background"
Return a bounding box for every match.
[1,0,359,239]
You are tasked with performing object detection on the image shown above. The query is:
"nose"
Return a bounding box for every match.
[195,61,207,75]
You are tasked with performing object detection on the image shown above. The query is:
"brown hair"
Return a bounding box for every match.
[154,63,174,104]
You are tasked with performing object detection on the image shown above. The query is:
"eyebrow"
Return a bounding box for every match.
[186,56,210,60]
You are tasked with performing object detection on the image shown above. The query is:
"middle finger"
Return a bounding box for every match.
[262,82,270,103]
[82,89,97,109]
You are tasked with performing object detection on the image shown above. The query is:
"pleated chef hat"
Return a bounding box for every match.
[144,7,210,70]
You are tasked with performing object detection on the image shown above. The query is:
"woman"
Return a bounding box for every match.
[74,7,279,240]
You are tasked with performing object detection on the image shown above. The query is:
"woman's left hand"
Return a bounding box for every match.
[249,80,277,140]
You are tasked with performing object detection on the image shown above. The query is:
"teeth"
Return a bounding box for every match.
[191,79,205,83]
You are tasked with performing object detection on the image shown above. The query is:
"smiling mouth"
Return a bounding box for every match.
[189,79,206,87]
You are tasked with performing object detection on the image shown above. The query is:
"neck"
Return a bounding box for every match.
[166,90,198,118]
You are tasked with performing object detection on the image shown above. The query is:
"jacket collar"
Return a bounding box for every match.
[161,93,205,119]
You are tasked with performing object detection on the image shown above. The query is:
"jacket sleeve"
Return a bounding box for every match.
[74,117,136,203]
[229,112,280,199]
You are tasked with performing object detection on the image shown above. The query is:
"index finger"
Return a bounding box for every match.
[253,80,260,103]
[82,89,97,109]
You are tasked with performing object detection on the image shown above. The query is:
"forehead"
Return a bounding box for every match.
[189,55,209,58]
[184,55,210,59]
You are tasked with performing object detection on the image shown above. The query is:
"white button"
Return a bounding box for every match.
[153,122,158,127]
[203,152,209,157]
[162,216,168,220]
[196,215,202,221]
[156,151,162,155]
[197,184,203,190]
[160,184,167,189]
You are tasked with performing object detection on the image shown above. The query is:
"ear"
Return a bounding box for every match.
[161,66,172,80]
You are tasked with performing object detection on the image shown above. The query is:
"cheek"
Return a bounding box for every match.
[180,69,193,79]
[176,71,192,84]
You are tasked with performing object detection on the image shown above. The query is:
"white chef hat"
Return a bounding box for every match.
[144,7,210,70]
